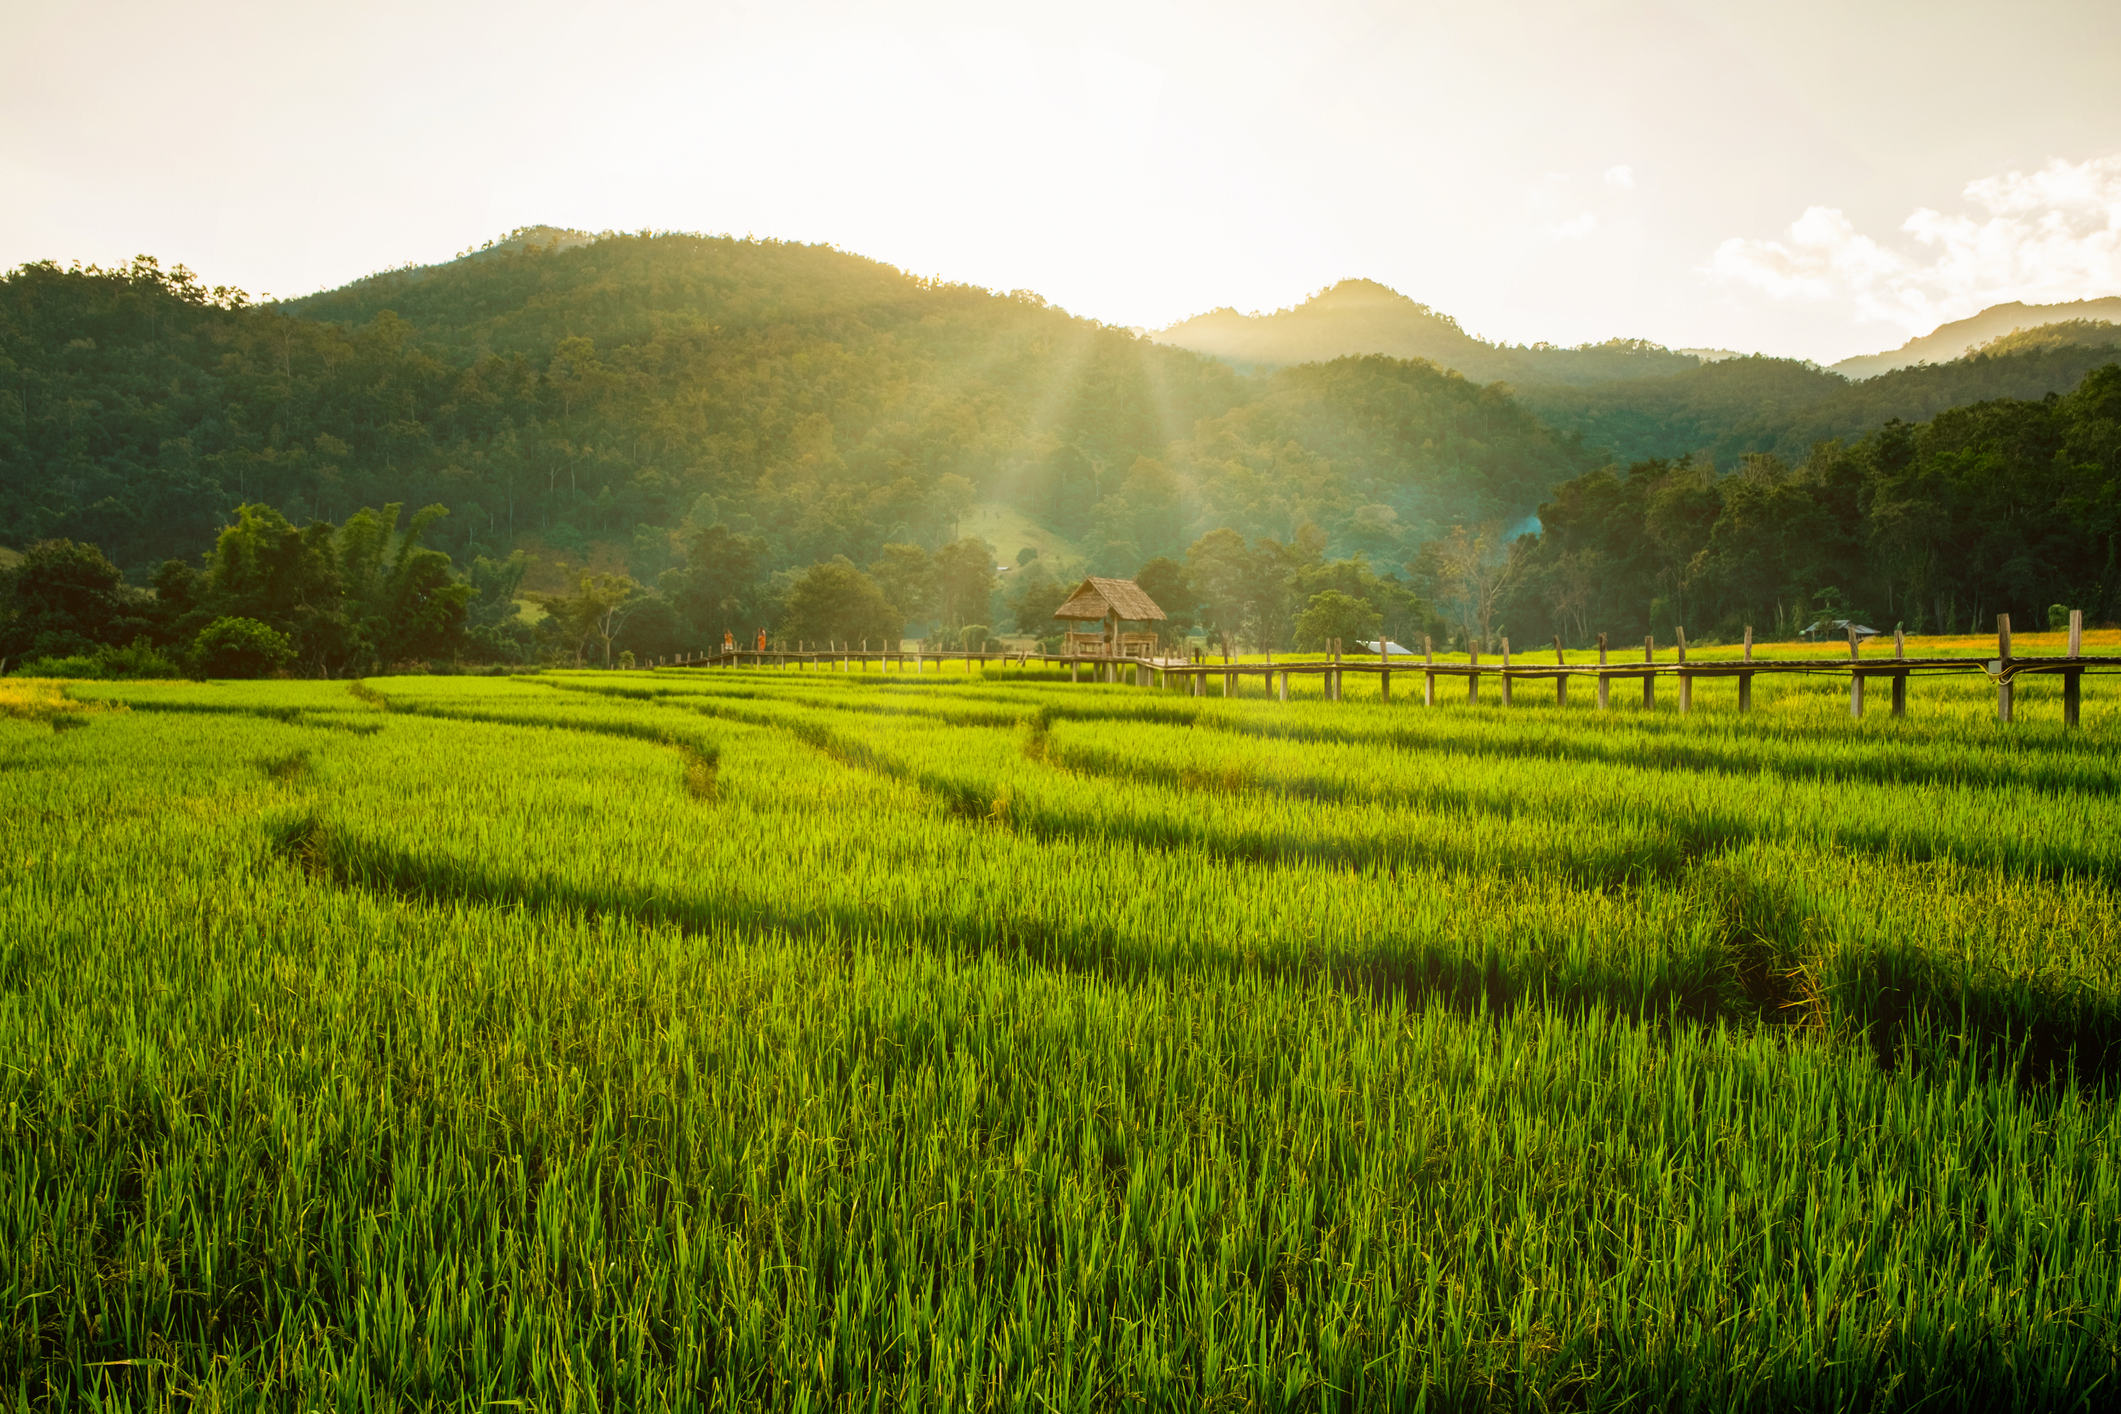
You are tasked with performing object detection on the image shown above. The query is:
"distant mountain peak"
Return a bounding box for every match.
[1152,278,1691,386]
[1832,297,2121,379]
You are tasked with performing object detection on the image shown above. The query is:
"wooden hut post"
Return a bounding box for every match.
[1424,635,1435,707]
[1467,639,1480,705]
[1997,614,2014,723]
[1597,633,1610,710]
[1642,636,1656,710]
[1380,634,1392,703]
[1676,627,1691,714]
[1500,637,1513,707]
[1554,635,1568,706]
[1739,626,1754,713]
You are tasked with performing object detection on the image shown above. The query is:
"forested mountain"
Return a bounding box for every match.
[1495,364,2121,648]
[0,236,1597,586]
[1518,343,2121,470]
[1830,297,2121,379]
[1153,279,1702,384]
[9,227,2121,676]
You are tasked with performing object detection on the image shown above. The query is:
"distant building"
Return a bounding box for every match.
[1798,618,1882,641]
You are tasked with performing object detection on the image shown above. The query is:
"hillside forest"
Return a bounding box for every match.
[2,230,2119,674]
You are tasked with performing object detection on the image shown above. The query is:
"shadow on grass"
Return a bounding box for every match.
[269,812,2121,1096]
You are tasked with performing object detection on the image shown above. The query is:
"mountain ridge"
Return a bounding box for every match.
[1153,279,1700,386]
[1829,297,2121,379]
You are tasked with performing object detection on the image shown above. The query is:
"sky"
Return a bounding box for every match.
[3,0,2118,364]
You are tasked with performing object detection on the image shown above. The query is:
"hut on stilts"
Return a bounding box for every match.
[1052,576,1168,658]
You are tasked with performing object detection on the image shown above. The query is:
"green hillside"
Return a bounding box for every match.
[0,236,1597,582]
[1520,342,2121,469]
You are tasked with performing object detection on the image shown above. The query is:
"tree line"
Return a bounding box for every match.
[2,498,1459,676]
[1494,364,2121,647]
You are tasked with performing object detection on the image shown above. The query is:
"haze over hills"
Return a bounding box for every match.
[1829,298,2121,379]
[1156,278,2121,392]
[1152,280,1702,385]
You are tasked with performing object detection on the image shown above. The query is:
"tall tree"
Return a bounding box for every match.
[779,560,904,647]
[662,524,765,642]
[0,539,137,660]
[932,538,998,633]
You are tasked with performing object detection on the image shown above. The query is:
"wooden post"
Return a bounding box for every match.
[1847,624,1863,717]
[1554,635,1567,706]
[1892,627,1907,718]
[1468,640,1480,704]
[1424,635,1435,707]
[1675,627,1690,714]
[1738,626,1753,713]
[1597,633,1610,711]
[1642,636,1655,711]
[1997,613,2014,723]
[1380,632,1392,703]
[1277,668,1289,703]
[1500,637,1512,707]
[2065,607,2084,728]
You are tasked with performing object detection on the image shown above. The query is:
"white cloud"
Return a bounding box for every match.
[1552,211,1597,240]
[1603,164,1635,191]
[1709,154,2121,332]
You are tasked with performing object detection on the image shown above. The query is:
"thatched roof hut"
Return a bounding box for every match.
[1053,577,1167,657]
[1052,577,1167,624]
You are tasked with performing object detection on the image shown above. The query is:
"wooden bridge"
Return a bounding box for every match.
[655,613,2113,727]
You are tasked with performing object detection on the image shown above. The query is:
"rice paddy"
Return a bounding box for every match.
[5,656,2121,1409]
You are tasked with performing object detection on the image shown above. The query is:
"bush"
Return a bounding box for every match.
[9,638,184,679]
[960,624,990,651]
[191,617,295,678]
[13,654,99,678]
[94,637,184,678]
[1293,591,1381,652]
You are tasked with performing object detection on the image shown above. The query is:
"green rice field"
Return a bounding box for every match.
[5,655,2121,1409]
